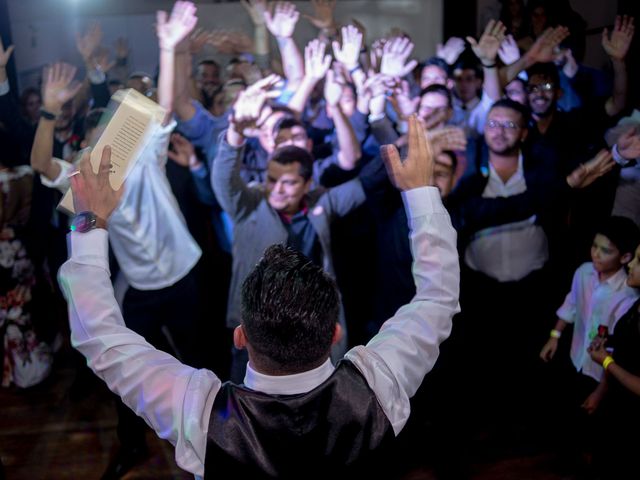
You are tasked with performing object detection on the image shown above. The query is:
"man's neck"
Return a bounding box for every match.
[534,111,555,135]
[489,152,520,183]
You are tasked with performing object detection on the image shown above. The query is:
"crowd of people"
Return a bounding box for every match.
[1,0,639,478]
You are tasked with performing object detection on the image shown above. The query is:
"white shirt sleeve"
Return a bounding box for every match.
[556,265,585,323]
[58,229,221,477]
[39,158,74,193]
[345,186,460,435]
[0,79,9,96]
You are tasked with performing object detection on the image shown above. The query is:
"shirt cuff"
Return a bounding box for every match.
[401,186,445,218]
[0,79,9,96]
[68,228,110,271]
[612,144,634,166]
[40,158,74,193]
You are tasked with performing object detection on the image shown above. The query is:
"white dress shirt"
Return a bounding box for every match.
[44,121,201,290]
[465,154,549,282]
[58,186,459,477]
[557,262,639,381]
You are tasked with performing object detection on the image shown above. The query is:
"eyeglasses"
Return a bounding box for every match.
[486,120,520,131]
[526,82,554,94]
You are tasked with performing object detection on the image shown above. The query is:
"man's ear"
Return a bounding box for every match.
[331,323,343,346]
[234,325,248,350]
[621,252,632,265]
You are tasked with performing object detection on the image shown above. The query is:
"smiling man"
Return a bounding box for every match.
[212,78,366,382]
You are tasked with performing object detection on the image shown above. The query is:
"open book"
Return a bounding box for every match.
[57,89,167,215]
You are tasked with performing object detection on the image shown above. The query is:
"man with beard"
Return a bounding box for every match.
[445,98,614,447]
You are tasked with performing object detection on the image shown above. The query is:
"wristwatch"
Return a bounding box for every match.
[70,211,107,232]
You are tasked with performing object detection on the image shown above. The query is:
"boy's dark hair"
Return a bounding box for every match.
[272,116,304,139]
[270,146,314,181]
[526,62,560,88]
[422,56,452,78]
[419,84,453,107]
[596,216,640,257]
[489,98,531,126]
[241,245,340,372]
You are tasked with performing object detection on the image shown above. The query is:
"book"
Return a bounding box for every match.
[57,88,167,215]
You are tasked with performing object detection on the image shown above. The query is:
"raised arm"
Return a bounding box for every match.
[467,20,506,102]
[214,75,280,219]
[59,146,220,477]
[602,15,634,117]
[31,63,82,181]
[156,0,198,124]
[324,69,361,170]
[286,38,331,114]
[242,0,270,64]
[499,26,570,86]
[264,2,304,88]
[345,116,460,434]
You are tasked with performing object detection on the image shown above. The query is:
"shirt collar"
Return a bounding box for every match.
[488,152,524,186]
[278,200,309,224]
[592,265,629,289]
[454,95,480,111]
[244,358,335,395]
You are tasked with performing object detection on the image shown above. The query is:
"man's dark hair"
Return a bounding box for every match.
[241,245,340,372]
[596,216,640,257]
[422,56,452,78]
[270,145,314,181]
[439,150,458,172]
[489,98,531,126]
[419,84,453,107]
[272,116,304,139]
[526,62,560,88]
[198,59,221,70]
[453,56,483,80]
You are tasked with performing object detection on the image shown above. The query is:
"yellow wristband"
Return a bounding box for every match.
[550,329,562,339]
[603,356,615,371]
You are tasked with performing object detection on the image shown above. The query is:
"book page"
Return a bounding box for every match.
[58,89,166,215]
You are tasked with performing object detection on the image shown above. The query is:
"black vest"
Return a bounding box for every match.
[204,360,395,479]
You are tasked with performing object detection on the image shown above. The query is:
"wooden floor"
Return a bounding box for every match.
[0,349,580,480]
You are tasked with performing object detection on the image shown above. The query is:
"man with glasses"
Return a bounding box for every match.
[445,98,613,447]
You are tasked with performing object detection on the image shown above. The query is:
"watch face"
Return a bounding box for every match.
[71,212,96,233]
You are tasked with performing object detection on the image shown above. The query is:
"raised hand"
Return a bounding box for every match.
[467,20,506,66]
[168,133,200,168]
[381,115,434,191]
[498,34,520,65]
[76,22,103,62]
[230,74,281,132]
[436,37,465,65]
[380,37,418,78]
[566,149,615,189]
[427,127,467,154]
[602,15,635,62]
[70,146,124,222]
[156,1,198,51]
[303,0,336,30]
[241,0,268,26]
[42,63,83,113]
[617,126,640,160]
[391,79,419,118]
[209,30,253,54]
[188,28,212,54]
[304,39,332,81]
[526,26,570,64]
[0,37,15,68]
[332,25,363,70]
[264,2,299,39]
[324,68,343,107]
